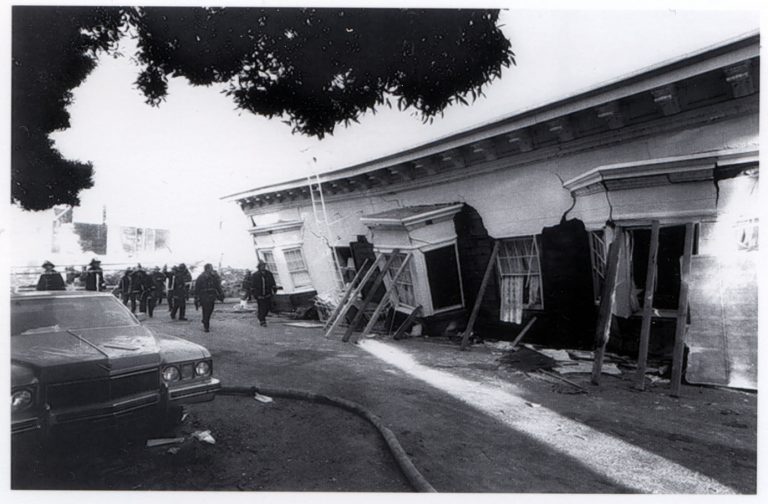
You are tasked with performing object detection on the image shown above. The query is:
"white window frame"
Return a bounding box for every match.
[259,249,282,288]
[283,247,312,289]
[383,251,417,309]
[421,241,465,314]
[496,235,544,310]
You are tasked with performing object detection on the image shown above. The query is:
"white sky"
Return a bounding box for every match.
[4,2,763,268]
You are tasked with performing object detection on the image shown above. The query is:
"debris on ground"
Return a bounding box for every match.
[191,430,216,445]
[554,362,622,376]
[254,392,274,403]
[146,437,185,448]
[537,370,589,394]
[523,344,573,363]
[284,321,325,328]
[484,340,515,351]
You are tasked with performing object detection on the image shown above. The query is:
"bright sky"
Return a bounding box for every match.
[6,2,762,268]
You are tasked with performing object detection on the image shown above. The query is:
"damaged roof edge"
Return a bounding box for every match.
[221,30,760,203]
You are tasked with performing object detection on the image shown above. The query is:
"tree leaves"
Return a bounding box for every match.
[11,6,514,210]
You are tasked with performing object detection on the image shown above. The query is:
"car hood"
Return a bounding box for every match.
[12,325,161,382]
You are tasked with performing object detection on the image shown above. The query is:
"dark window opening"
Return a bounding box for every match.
[425,245,462,310]
[631,224,695,310]
[334,246,356,284]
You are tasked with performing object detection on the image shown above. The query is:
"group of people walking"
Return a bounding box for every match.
[35,259,276,332]
[117,262,225,332]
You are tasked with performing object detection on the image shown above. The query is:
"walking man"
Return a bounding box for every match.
[119,268,133,306]
[194,263,225,333]
[129,264,149,314]
[251,261,277,327]
[170,263,192,321]
[36,261,66,291]
[84,258,106,292]
[146,266,166,317]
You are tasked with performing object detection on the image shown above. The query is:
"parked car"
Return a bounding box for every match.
[11,291,221,441]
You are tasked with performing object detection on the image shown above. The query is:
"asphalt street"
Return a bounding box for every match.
[12,302,757,493]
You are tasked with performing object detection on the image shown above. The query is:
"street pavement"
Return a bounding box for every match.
[12,301,757,493]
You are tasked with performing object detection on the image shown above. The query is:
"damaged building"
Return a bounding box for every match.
[223,32,759,390]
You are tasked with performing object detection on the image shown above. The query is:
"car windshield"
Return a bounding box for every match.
[11,296,139,336]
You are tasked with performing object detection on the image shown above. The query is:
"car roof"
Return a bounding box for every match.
[11,291,116,300]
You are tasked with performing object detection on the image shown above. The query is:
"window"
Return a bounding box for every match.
[496,236,543,324]
[424,244,463,310]
[589,231,607,304]
[283,247,311,289]
[334,246,357,284]
[384,252,416,307]
[260,250,282,287]
[736,218,759,251]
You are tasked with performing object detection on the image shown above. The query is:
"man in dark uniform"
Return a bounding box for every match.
[251,261,277,327]
[146,266,166,317]
[129,264,149,314]
[84,258,106,292]
[242,270,253,301]
[36,261,66,291]
[170,263,192,321]
[119,268,133,305]
[194,263,225,333]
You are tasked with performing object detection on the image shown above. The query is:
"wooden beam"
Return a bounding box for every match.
[591,227,624,385]
[671,222,695,397]
[324,256,383,338]
[510,316,538,350]
[393,305,423,340]
[634,220,660,390]
[357,253,413,341]
[342,251,400,342]
[460,241,500,350]
[323,258,371,331]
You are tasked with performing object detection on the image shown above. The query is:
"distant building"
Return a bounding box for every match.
[224,33,759,389]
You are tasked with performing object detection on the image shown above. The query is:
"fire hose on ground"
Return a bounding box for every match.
[217,385,437,493]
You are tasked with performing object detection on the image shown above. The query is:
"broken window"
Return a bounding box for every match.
[283,247,311,288]
[384,252,416,307]
[424,244,463,310]
[260,250,282,287]
[496,236,543,324]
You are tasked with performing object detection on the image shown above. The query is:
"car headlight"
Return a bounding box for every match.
[12,389,33,412]
[195,361,211,377]
[162,366,181,383]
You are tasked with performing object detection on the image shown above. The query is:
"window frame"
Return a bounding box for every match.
[421,241,465,313]
[259,249,282,288]
[496,235,544,310]
[382,251,417,309]
[282,247,312,289]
